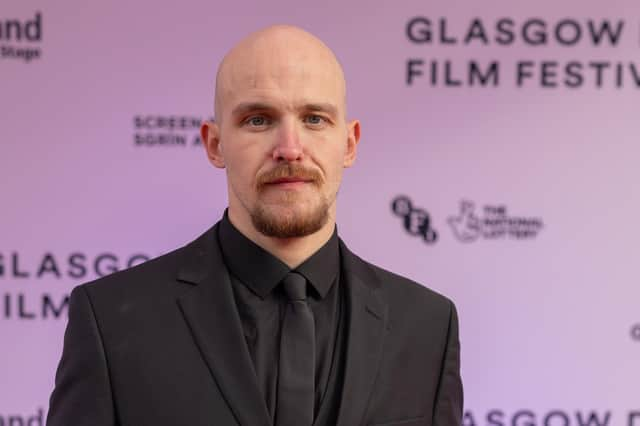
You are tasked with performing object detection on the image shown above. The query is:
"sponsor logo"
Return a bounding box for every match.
[133,115,211,147]
[463,409,640,426]
[0,408,44,426]
[448,200,544,242]
[405,16,640,89]
[0,251,151,280]
[0,251,151,320]
[0,11,43,63]
[391,195,438,244]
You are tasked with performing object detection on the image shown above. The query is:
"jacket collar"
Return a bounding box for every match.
[334,238,388,426]
[175,223,388,426]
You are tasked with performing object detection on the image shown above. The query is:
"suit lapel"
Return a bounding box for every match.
[335,240,388,426]
[175,224,271,426]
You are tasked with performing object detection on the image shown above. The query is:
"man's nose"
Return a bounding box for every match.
[272,119,303,162]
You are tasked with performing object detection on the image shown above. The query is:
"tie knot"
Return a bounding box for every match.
[282,272,307,301]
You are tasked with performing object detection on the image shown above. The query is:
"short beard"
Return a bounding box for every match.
[250,195,330,238]
[251,164,329,238]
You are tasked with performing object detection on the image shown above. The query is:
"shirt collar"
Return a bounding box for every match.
[218,209,339,300]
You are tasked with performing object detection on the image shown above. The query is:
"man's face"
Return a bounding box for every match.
[204,31,359,238]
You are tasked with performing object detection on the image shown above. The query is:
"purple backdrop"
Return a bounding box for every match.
[2,0,639,424]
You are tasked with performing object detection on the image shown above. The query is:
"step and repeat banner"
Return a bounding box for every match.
[2,0,639,424]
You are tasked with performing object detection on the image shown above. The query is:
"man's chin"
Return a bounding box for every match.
[250,203,329,239]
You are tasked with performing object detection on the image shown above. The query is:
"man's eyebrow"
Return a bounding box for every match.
[231,102,274,117]
[302,103,338,118]
[230,102,339,118]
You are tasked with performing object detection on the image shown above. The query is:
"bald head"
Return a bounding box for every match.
[200,24,361,249]
[213,25,347,124]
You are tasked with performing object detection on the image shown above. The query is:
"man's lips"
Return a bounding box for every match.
[267,177,313,184]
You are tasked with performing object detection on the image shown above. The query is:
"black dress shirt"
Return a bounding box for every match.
[218,211,345,424]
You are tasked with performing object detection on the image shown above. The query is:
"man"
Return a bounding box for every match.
[47,25,462,426]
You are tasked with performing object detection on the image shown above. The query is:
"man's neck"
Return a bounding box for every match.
[226,208,336,269]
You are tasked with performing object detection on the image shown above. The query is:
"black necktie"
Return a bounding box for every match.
[276,272,315,426]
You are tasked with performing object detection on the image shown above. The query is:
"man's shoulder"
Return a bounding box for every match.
[78,244,186,298]
[372,261,452,310]
[346,250,458,338]
[77,226,215,300]
[343,244,455,314]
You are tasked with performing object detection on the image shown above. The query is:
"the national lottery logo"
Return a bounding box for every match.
[447,200,544,242]
[391,195,438,244]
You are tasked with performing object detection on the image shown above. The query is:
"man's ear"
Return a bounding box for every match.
[200,120,225,168]
[343,119,361,168]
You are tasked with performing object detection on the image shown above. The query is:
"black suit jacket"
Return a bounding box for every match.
[47,223,463,426]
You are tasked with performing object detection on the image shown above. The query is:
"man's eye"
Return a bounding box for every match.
[305,115,325,125]
[246,116,270,127]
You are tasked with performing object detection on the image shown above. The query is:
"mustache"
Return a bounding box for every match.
[256,164,323,188]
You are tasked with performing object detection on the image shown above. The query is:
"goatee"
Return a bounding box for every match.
[251,199,330,238]
[252,163,329,238]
